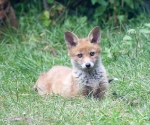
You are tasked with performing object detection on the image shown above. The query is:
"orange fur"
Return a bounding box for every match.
[34,66,79,97]
[34,26,109,99]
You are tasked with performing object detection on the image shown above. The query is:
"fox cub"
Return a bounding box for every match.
[34,26,109,99]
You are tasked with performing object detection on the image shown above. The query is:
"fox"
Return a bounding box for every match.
[33,26,112,99]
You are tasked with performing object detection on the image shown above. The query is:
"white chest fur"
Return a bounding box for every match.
[73,65,107,88]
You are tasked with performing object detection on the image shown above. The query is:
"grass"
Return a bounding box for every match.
[0,16,150,125]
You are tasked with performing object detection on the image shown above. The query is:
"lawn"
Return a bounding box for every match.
[0,17,150,125]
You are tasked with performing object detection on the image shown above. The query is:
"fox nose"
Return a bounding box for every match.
[86,63,91,68]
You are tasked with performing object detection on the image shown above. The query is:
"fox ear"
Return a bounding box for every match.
[64,31,79,49]
[88,26,101,44]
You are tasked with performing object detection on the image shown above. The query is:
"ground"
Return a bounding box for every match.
[0,17,150,124]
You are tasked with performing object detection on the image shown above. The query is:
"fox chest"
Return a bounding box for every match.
[73,69,104,87]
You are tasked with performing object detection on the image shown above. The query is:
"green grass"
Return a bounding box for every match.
[0,17,150,125]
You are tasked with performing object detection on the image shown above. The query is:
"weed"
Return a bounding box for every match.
[0,18,150,124]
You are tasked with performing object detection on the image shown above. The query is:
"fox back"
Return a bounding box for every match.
[34,26,109,99]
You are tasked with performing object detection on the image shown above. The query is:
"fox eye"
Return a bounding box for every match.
[90,52,95,56]
[77,54,82,58]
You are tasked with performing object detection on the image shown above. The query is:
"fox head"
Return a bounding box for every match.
[64,26,101,70]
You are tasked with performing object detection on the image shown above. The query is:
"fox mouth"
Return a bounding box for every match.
[82,66,94,71]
